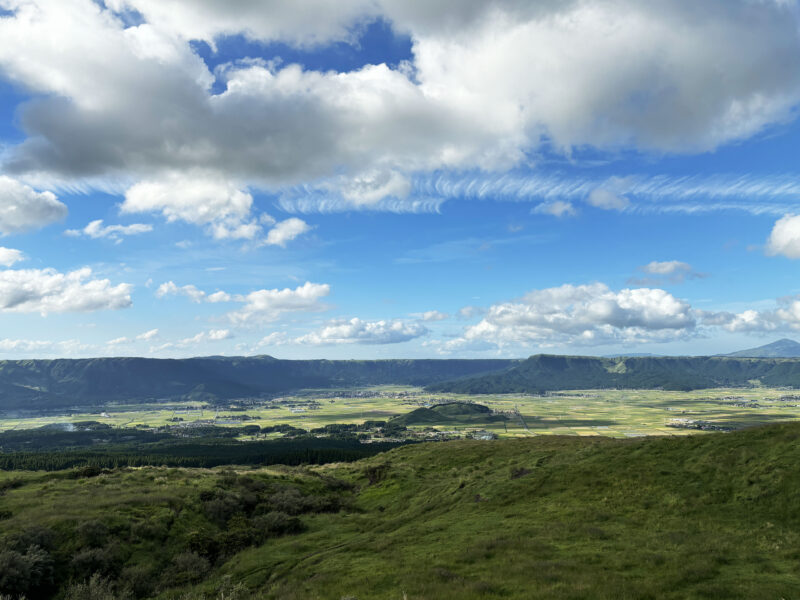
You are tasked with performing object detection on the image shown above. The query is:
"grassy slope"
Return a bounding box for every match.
[2,423,800,599]
[210,423,800,600]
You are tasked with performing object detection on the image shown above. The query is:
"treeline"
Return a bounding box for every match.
[0,437,407,471]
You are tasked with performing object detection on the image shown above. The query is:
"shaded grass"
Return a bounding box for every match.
[3,422,800,599]
[204,422,800,599]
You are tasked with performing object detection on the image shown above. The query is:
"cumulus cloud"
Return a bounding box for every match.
[227,281,330,324]
[457,305,485,320]
[207,290,231,303]
[766,214,800,259]
[155,281,207,303]
[106,0,375,48]
[121,173,312,244]
[0,247,24,267]
[0,266,132,315]
[122,174,262,240]
[448,283,698,349]
[65,219,152,241]
[0,176,67,234]
[295,317,428,345]
[263,217,311,247]
[1,0,798,209]
[628,260,706,285]
[707,295,800,334]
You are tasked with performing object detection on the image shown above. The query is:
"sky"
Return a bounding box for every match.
[2,1,800,359]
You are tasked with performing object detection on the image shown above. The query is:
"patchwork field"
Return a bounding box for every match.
[2,386,799,438]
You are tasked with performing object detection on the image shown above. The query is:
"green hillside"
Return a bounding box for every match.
[2,422,800,598]
[390,402,506,426]
[428,354,800,393]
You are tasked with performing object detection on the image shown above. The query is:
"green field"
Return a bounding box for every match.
[2,386,799,438]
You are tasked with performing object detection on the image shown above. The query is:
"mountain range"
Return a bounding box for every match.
[1,339,800,410]
[0,356,519,410]
[723,338,800,358]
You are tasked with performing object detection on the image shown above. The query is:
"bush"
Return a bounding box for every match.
[0,550,31,596]
[7,526,56,553]
[64,574,130,600]
[119,564,158,599]
[130,519,168,542]
[165,552,209,587]
[267,487,306,515]
[0,545,54,597]
[70,544,123,580]
[76,520,109,548]
[251,511,303,539]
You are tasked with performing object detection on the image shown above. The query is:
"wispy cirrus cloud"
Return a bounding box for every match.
[279,171,800,215]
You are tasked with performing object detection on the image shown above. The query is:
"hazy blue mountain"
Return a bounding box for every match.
[725,338,800,358]
[0,357,520,410]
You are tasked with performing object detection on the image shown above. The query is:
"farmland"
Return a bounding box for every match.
[2,385,799,439]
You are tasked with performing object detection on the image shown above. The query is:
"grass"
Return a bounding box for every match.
[220,423,800,599]
[2,421,800,598]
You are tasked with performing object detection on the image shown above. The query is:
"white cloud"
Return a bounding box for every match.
[106,0,375,49]
[0,247,24,267]
[766,214,800,259]
[711,295,800,334]
[122,174,262,240]
[457,305,485,320]
[207,290,232,303]
[263,217,311,247]
[450,283,697,349]
[66,219,152,241]
[532,200,576,218]
[628,260,705,285]
[338,170,412,206]
[136,328,159,341]
[641,261,691,276]
[413,310,449,322]
[587,189,629,211]
[0,337,87,354]
[295,317,428,345]
[155,281,206,303]
[0,266,132,315]
[227,281,330,324]
[256,331,290,346]
[1,0,798,207]
[150,328,232,352]
[0,176,67,234]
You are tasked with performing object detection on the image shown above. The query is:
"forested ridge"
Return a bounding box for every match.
[427,354,800,393]
[0,357,519,409]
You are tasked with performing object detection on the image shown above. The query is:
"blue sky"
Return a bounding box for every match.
[1,0,800,359]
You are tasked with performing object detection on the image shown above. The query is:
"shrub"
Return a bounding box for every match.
[76,520,109,549]
[165,552,209,587]
[64,573,130,600]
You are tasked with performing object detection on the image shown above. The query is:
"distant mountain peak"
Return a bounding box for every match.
[725,338,800,358]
